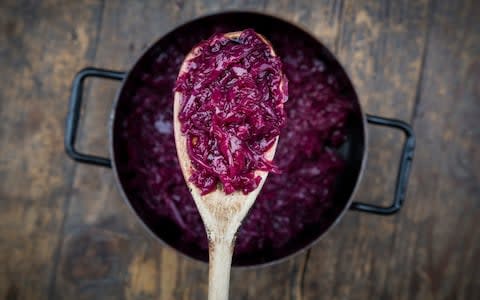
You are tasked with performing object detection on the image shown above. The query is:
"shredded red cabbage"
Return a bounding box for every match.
[174,29,287,195]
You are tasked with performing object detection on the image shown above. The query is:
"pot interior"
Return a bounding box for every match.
[112,12,365,266]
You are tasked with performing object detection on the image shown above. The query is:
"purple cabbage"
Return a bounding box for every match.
[175,29,288,195]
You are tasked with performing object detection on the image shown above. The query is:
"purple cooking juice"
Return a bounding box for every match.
[175,29,287,195]
[120,29,352,254]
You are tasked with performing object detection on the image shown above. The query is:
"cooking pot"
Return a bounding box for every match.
[65,12,415,267]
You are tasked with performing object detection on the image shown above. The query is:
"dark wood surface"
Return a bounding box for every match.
[1,0,479,299]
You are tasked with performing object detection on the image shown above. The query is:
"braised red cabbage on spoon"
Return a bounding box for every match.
[173,29,287,300]
[175,29,288,196]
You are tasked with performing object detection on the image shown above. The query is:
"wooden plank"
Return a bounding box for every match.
[0,1,104,299]
[265,0,343,51]
[302,0,431,299]
[52,2,186,300]
[389,0,480,299]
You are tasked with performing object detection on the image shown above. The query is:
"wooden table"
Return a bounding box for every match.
[1,1,479,299]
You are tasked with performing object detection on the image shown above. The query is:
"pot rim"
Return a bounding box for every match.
[107,10,369,269]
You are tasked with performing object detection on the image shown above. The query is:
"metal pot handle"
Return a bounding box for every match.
[65,67,125,168]
[350,114,416,215]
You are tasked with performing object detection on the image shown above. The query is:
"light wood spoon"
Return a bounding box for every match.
[174,31,284,300]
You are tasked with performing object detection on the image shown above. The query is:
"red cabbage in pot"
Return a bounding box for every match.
[175,29,287,195]
[119,29,353,255]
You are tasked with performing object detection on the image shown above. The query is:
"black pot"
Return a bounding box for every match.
[65,12,415,267]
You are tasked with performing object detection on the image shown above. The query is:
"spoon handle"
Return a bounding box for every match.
[208,239,234,300]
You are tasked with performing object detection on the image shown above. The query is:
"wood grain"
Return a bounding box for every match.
[0,0,479,299]
[0,1,104,299]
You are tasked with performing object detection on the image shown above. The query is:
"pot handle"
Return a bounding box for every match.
[65,67,125,168]
[350,114,415,215]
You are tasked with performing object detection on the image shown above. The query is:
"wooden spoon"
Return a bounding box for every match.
[173,31,283,300]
